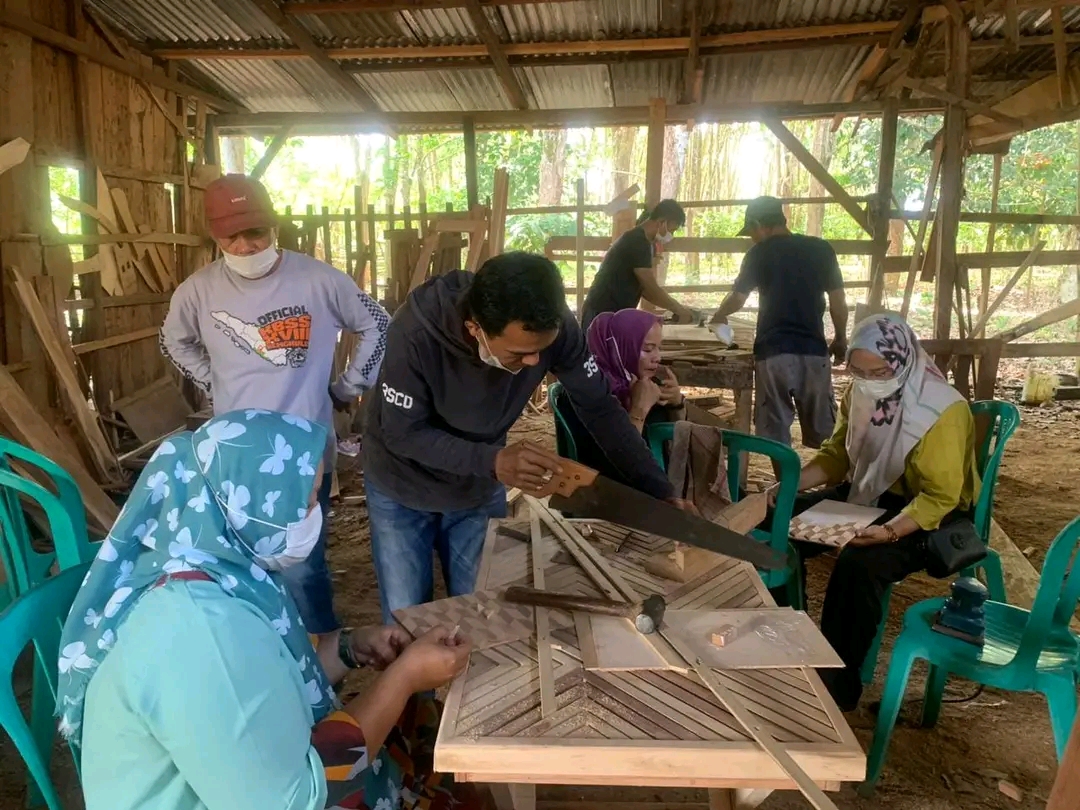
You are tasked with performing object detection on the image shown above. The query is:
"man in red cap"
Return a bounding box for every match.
[160,174,390,648]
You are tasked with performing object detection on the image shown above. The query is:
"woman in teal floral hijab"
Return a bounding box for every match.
[60,410,485,810]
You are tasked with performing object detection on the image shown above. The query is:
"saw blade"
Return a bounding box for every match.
[549,474,785,570]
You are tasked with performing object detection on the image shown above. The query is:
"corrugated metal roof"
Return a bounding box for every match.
[84,0,1080,118]
[86,0,287,44]
[516,65,613,109]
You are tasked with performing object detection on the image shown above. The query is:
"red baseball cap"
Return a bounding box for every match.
[204,174,278,239]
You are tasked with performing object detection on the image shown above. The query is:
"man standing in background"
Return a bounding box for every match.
[160,174,390,650]
[581,199,696,331]
[711,196,848,457]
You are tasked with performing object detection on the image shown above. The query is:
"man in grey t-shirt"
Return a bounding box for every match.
[160,175,389,645]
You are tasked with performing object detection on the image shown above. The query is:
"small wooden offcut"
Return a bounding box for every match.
[434,509,865,810]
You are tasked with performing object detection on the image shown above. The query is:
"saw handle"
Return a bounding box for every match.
[502,586,634,618]
[522,443,598,499]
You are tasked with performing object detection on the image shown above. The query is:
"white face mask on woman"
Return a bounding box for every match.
[223,245,279,280]
[854,376,903,401]
[258,503,323,572]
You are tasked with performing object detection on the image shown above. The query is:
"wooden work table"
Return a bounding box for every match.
[434,502,866,810]
[661,320,756,437]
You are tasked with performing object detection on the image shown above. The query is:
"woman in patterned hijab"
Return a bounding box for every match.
[60,410,484,810]
[783,313,980,712]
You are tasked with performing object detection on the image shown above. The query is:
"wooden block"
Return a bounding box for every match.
[710,624,739,648]
[584,613,690,673]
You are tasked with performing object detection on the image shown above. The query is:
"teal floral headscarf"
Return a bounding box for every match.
[57,410,336,746]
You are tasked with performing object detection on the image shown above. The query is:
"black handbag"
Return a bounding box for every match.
[923,516,987,579]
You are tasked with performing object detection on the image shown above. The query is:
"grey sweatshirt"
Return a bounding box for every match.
[363,270,673,512]
[160,251,389,459]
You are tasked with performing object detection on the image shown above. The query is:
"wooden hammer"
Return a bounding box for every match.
[502,586,666,634]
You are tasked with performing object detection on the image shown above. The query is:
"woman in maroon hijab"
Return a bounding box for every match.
[554,309,684,483]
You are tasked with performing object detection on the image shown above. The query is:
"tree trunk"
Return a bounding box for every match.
[806,119,834,238]
[884,217,905,298]
[222,136,246,174]
[399,138,413,212]
[539,129,567,206]
[661,125,688,200]
[611,127,637,196]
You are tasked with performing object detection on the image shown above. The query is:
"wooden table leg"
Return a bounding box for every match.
[733,387,753,486]
[709,788,772,810]
[489,783,536,810]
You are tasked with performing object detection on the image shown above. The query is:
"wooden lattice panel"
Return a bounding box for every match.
[393,589,534,650]
[435,514,867,788]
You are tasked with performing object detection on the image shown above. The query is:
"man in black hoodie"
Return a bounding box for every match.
[363,253,676,621]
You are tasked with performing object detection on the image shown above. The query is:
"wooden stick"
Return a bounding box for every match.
[529,510,556,719]
[967,241,1046,337]
[900,141,943,318]
[72,326,160,355]
[992,296,1080,343]
[660,630,840,810]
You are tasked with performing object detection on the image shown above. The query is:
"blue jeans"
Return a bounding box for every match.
[365,479,507,623]
[279,472,340,634]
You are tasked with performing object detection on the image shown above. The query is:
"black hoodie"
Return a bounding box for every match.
[362,271,674,512]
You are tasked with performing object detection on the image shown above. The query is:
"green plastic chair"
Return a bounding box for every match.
[547,381,580,462]
[644,422,805,607]
[0,563,90,810]
[0,437,96,606]
[862,515,1080,791]
[859,399,1020,685]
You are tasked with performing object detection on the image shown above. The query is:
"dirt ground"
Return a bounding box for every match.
[2,370,1078,809]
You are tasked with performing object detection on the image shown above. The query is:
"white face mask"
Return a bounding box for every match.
[659,232,674,245]
[477,329,521,375]
[223,245,279,280]
[854,376,903,401]
[259,503,323,572]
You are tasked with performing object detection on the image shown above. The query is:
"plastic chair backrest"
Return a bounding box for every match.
[0,563,90,810]
[1013,516,1080,669]
[0,437,96,597]
[644,423,800,560]
[546,382,580,461]
[969,400,1020,542]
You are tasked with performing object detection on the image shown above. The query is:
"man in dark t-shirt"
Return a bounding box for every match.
[581,199,695,331]
[710,196,848,453]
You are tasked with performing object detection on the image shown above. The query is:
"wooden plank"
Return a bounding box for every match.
[763,118,871,234]
[43,232,205,247]
[464,118,479,210]
[530,511,556,719]
[109,189,162,292]
[112,377,192,444]
[0,136,30,176]
[490,168,509,256]
[408,232,440,293]
[7,266,117,482]
[0,10,242,112]
[660,632,839,810]
[0,365,118,533]
[72,326,159,355]
[250,125,293,180]
[464,0,528,110]
[867,98,897,310]
[992,297,1080,343]
[645,99,666,207]
[967,241,1046,337]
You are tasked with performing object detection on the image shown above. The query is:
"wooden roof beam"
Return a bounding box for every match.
[1052,6,1070,106]
[899,77,1024,125]
[0,9,244,112]
[463,0,529,110]
[214,98,947,135]
[247,0,380,111]
[152,21,899,61]
[281,0,578,10]
[682,0,703,105]
[855,0,925,98]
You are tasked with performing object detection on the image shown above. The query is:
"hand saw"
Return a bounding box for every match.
[533,453,785,571]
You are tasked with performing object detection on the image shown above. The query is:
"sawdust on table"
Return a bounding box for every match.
[1,390,1075,810]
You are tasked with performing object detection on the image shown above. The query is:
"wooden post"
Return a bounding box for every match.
[868,98,898,311]
[1048,710,1080,810]
[367,204,378,298]
[935,19,969,340]
[575,178,586,315]
[321,205,332,265]
[980,152,1003,337]
[464,117,479,211]
[645,98,666,208]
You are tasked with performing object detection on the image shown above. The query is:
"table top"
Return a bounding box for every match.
[434,506,866,790]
